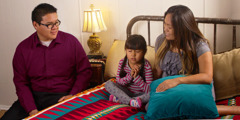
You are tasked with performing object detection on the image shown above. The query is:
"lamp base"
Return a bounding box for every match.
[87,33,104,59]
[87,54,103,59]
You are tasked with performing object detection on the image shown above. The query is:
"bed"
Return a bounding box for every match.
[24,16,240,120]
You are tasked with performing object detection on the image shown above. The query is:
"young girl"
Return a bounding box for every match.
[105,34,153,108]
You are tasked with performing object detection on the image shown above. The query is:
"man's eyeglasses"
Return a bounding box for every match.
[38,20,61,29]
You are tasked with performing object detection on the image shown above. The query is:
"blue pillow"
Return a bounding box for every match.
[145,75,219,119]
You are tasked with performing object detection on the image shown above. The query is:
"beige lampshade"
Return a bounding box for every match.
[82,7,107,33]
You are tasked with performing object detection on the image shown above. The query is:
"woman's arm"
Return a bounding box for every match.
[177,51,213,84]
[153,67,163,80]
[156,51,213,92]
[154,34,165,80]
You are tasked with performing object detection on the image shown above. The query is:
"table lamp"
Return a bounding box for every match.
[82,4,107,59]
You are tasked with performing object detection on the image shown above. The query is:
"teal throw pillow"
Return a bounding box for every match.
[145,75,219,119]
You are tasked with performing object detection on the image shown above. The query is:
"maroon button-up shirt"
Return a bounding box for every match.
[13,31,92,113]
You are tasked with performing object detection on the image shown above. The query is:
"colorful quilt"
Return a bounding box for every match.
[216,96,240,119]
[24,80,145,120]
[24,78,240,120]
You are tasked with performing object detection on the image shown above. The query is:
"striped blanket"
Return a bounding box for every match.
[24,79,145,120]
[24,78,240,120]
[216,96,240,119]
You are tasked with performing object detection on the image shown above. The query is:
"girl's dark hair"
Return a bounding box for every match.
[32,3,57,24]
[119,35,147,81]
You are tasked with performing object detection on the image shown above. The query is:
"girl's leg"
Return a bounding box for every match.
[130,97,142,108]
[130,92,150,108]
[133,92,150,104]
[105,81,133,105]
[217,105,240,115]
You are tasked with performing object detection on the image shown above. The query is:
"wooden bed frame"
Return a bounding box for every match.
[126,15,240,54]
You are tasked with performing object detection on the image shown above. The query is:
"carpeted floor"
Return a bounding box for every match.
[0,110,6,118]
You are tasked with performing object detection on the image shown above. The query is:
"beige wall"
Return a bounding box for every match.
[0,0,238,109]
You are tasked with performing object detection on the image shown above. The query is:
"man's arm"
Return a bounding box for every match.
[13,45,37,114]
[69,40,92,95]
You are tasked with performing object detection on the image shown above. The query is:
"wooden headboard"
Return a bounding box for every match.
[126,15,240,54]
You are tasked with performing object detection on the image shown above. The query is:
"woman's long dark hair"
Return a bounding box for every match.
[120,34,147,81]
[155,5,210,75]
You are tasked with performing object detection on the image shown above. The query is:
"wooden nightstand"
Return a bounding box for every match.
[88,59,106,88]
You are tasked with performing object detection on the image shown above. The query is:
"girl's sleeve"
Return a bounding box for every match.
[132,60,153,93]
[116,59,133,86]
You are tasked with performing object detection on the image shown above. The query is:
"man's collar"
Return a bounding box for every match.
[33,31,62,47]
[54,31,62,44]
[33,32,41,47]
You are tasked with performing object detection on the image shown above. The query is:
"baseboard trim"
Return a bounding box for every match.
[0,105,10,110]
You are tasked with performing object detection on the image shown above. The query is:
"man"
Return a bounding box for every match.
[1,3,92,120]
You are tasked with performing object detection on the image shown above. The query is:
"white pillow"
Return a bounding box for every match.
[104,40,155,79]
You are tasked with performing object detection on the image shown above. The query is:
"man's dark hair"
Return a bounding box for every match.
[32,3,57,23]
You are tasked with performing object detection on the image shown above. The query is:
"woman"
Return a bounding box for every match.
[154,5,240,115]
